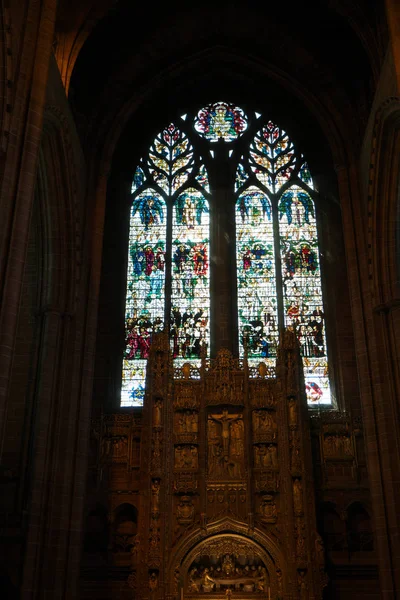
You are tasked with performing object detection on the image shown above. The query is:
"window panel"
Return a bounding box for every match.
[236,187,279,373]
[122,189,166,406]
[171,189,210,366]
[279,186,331,404]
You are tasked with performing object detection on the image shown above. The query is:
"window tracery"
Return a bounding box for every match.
[122,102,332,407]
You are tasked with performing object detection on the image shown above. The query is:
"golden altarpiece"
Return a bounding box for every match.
[92,329,328,600]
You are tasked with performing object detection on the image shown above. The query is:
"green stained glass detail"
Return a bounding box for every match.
[236,187,279,372]
[147,123,194,195]
[194,101,248,142]
[279,186,331,405]
[171,189,210,360]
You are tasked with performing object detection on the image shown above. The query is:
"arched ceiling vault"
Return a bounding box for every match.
[59,1,388,172]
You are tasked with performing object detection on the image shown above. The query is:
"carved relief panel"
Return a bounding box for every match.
[207,409,245,480]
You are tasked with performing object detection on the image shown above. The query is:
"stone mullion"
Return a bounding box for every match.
[336,162,399,598]
[0,0,57,451]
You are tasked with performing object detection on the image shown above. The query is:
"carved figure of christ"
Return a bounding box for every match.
[209,410,241,455]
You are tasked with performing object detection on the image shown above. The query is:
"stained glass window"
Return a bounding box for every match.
[123,104,333,407]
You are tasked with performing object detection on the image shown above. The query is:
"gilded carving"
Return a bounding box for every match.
[293,478,304,516]
[151,479,160,515]
[175,445,198,470]
[256,470,279,493]
[153,398,162,428]
[103,436,128,460]
[149,571,158,591]
[295,520,306,559]
[323,433,353,458]
[290,431,302,473]
[186,551,270,594]
[250,380,276,408]
[253,410,277,439]
[151,430,162,471]
[254,444,278,469]
[176,496,195,525]
[259,494,277,523]
[173,382,199,411]
[208,410,244,479]
[130,534,141,569]
[173,472,198,493]
[297,570,308,600]
[288,398,298,428]
[175,410,198,434]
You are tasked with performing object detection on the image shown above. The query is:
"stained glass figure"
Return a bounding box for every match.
[171,189,210,365]
[279,186,331,404]
[148,123,194,195]
[236,187,279,372]
[249,121,296,193]
[194,101,248,142]
[122,189,166,406]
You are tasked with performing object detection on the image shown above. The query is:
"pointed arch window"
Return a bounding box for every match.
[122,103,332,407]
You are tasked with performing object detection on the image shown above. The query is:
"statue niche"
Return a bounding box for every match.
[207,410,244,479]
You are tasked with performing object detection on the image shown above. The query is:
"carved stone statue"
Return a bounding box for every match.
[268,444,278,468]
[151,479,160,514]
[130,534,140,569]
[293,478,303,515]
[288,398,298,427]
[208,442,223,477]
[230,418,244,458]
[259,494,277,523]
[256,566,268,591]
[201,568,215,592]
[175,445,198,469]
[149,572,158,591]
[297,570,308,600]
[177,411,198,434]
[153,398,162,428]
[253,410,276,435]
[188,568,200,592]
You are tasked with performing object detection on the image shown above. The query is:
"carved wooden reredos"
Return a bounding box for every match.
[97,330,327,599]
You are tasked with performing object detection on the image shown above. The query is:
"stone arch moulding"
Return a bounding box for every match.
[368,96,400,305]
[166,518,287,598]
